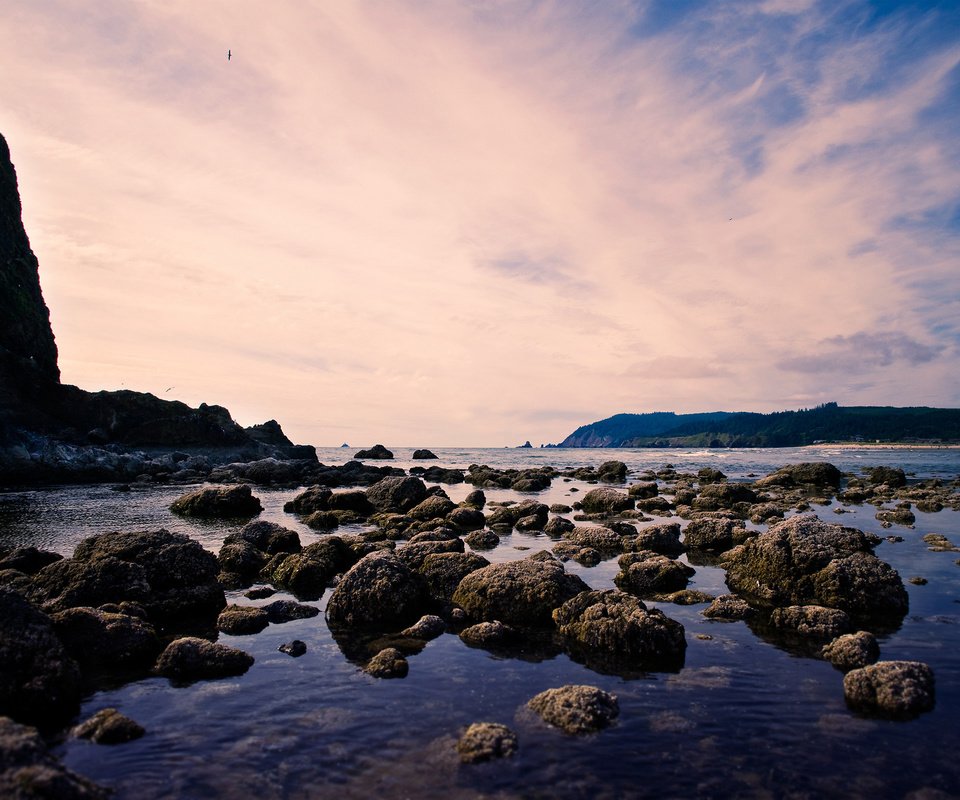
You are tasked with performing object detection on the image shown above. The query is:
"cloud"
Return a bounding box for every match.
[1,0,958,444]
[778,331,945,374]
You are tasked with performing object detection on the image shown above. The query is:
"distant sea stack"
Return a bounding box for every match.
[0,132,312,483]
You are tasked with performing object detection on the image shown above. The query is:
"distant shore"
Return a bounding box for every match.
[805,442,960,450]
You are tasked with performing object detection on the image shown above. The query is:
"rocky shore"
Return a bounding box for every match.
[3,452,957,795]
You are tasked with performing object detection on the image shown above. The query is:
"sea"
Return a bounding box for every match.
[2,446,958,799]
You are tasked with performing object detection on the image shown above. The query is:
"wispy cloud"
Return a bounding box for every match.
[1,0,958,445]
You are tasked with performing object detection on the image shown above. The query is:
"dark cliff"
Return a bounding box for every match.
[0,132,311,482]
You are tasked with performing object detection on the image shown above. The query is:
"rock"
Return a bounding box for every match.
[865,466,907,487]
[244,586,275,600]
[702,594,756,621]
[326,490,373,514]
[456,722,518,764]
[217,540,269,585]
[364,647,408,678]
[843,660,935,717]
[408,495,457,521]
[464,529,499,550]
[722,515,907,619]
[821,631,880,671]
[452,555,589,626]
[526,685,619,734]
[326,552,427,628]
[682,518,748,552]
[0,548,62,575]
[411,449,438,459]
[553,589,686,672]
[365,476,428,513]
[462,490,486,509]
[630,522,684,556]
[0,589,81,726]
[400,615,445,640]
[284,486,332,514]
[614,553,694,598]
[155,637,254,681]
[562,526,625,554]
[769,605,852,639]
[261,537,352,600]
[418,552,489,604]
[755,462,842,489]
[278,640,307,657]
[72,708,144,744]
[261,600,319,624]
[216,605,270,635]
[0,716,110,799]
[354,444,394,459]
[627,481,659,499]
[876,504,916,525]
[447,507,486,531]
[396,539,464,571]
[169,485,262,518]
[691,483,758,511]
[50,606,161,670]
[459,620,515,647]
[544,517,575,537]
[597,460,628,481]
[580,488,634,514]
[228,521,301,554]
[697,468,726,484]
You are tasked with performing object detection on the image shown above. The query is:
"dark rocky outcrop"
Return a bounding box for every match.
[580,488,634,514]
[456,722,518,764]
[843,660,935,717]
[216,605,270,635]
[0,132,312,485]
[553,589,686,673]
[418,552,489,604]
[682,518,749,552]
[452,555,589,627]
[0,716,110,798]
[170,485,262,519]
[721,515,908,621]
[821,631,880,671]
[769,605,852,640]
[326,552,427,629]
[354,444,394,460]
[31,529,226,628]
[50,606,161,671]
[0,589,81,727]
[154,637,254,681]
[526,685,619,734]
[366,476,428,513]
[755,462,842,490]
[72,708,145,745]
[363,647,408,678]
[411,449,438,459]
[614,553,694,598]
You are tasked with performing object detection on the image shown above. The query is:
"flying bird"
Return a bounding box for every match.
[227,49,231,61]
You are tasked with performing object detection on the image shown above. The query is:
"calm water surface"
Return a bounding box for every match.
[2,447,958,799]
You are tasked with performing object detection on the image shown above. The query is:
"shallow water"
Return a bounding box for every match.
[2,447,959,799]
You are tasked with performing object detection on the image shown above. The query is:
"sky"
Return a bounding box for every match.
[1,0,959,447]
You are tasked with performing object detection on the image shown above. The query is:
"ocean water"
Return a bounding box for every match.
[2,447,959,799]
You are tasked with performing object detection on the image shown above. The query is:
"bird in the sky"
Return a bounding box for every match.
[227,49,231,61]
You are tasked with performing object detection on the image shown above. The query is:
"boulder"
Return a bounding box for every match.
[0,548,61,575]
[216,605,269,635]
[865,466,907,487]
[456,722,518,764]
[722,515,907,619]
[682,518,748,552]
[72,708,144,745]
[464,529,499,550]
[843,660,935,716]
[365,476,428,513]
[702,594,756,621]
[400,615,445,640]
[769,605,852,640]
[154,637,254,681]
[544,517,576,537]
[598,460,628,482]
[562,527,625,555]
[354,444,394,459]
[630,522,684,557]
[553,589,686,672]
[363,647,408,678]
[755,462,842,489]
[261,537,353,600]
[395,539,464,572]
[691,483,758,511]
[227,521,301,555]
[169,485,262,518]
[261,600,319,624]
[50,607,161,669]
[0,589,81,726]
[326,552,427,628]
[614,553,694,598]
[821,631,880,671]
[278,640,307,657]
[447,507,486,531]
[408,495,457,521]
[283,486,332,515]
[411,449,438,459]
[459,620,515,647]
[0,716,110,799]
[418,552,489,604]
[580,488,633,514]
[452,555,590,626]
[627,481,659,499]
[526,685,619,734]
